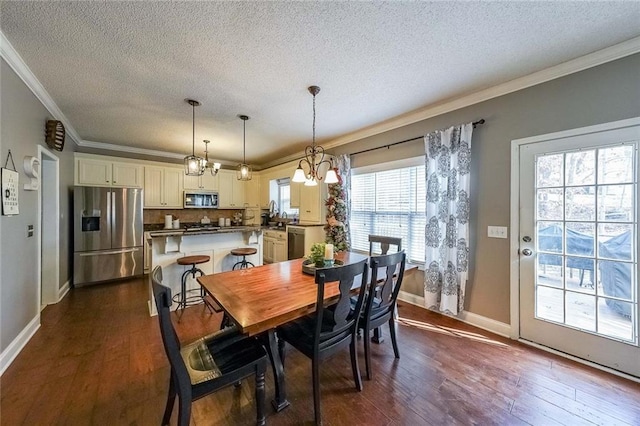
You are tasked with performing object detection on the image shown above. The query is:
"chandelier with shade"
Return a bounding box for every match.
[292,86,339,186]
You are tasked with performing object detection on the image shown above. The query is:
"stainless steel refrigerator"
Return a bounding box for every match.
[73,186,143,286]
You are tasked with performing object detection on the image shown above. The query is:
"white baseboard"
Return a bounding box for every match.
[0,315,41,376]
[58,280,70,302]
[397,290,511,338]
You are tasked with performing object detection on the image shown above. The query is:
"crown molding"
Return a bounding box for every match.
[78,139,186,160]
[0,31,82,145]
[320,35,640,151]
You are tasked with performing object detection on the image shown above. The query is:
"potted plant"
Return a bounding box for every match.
[308,242,326,267]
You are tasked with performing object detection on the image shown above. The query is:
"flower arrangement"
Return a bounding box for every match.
[325,168,349,251]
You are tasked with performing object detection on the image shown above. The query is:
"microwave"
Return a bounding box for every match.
[184,191,219,209]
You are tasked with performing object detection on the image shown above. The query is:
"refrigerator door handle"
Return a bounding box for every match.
[78,248,141,257]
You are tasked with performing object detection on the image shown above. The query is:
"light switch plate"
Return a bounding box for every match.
[488,226,508,239]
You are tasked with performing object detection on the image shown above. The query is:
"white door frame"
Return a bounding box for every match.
[37,145,60,308]
[510,117,640,341]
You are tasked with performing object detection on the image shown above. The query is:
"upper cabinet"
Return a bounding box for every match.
[290,181,301,208]
[144,166,183,208]
[184,172,219,191]
[244,174,260,208]
[299,183,325,224]
[218,170,246,208]
[76,157,142,188]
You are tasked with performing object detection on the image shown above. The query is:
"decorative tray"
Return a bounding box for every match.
[302,259,344,275]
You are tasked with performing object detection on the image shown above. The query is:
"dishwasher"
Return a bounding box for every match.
[287,227,305,260]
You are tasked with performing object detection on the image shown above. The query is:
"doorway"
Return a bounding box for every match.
[511,118,640,378]
[38,146,59,308]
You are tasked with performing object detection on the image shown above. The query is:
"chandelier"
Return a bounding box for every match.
[184,99,204,176]
[201,140,221,176]
[236,115,252,181]
[292,86,339,186]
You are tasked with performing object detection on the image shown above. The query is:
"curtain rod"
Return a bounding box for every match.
[350,119,485,157]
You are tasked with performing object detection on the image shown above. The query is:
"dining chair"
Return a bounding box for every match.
[151,266,267,426]
[359,251,406,380]
[368,234,402,256]
[276,258,370,425]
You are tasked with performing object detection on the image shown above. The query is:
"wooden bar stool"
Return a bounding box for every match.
[173,255,214,320]
[231,247,257,270]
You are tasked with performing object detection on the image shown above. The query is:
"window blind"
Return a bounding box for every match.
[350,165,426,263]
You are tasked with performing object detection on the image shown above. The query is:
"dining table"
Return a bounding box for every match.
[197,251,415,411]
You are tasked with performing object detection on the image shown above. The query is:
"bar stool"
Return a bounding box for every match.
[173,255,214,320]
[231,247,257,270]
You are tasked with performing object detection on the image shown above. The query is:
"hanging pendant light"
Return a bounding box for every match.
[184,99,205,176]
[292,86,339,186]
[236,115,252,181]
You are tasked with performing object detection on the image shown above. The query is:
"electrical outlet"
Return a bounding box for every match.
[488,226,508,239]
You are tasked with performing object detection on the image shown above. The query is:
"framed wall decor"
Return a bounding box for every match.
[2,168,19,215]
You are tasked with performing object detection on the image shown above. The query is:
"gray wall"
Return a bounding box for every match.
[0,59,76,352]
[332,53,640,324]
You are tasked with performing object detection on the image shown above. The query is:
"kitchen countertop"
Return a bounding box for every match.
[148,225,262,237]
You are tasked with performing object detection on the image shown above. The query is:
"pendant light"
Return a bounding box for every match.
[184,99,205,176]
[292,86,339,186]
[236,115,252,181]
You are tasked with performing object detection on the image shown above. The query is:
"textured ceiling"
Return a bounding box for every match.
[1,1,640,166]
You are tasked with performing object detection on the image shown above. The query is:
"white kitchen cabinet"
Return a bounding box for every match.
[218,170,246,208]
[76,157,142,187]
[260,175,273,209]
[183,172,219,191]
[263,230,286,263]
[290,181,301,208]
[144,166,184,208]
[299,183,325,224]
[244,174,261,208]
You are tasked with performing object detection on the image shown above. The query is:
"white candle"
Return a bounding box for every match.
[324,243,334,260]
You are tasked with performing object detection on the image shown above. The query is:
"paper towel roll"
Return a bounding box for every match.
[165,215,173,229]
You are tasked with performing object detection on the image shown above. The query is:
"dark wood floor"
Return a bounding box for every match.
[2,276,639,425]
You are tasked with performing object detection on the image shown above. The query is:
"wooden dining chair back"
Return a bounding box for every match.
[360,251,406,380]
[277,258,370,425]
[368,234,402,256]
[151,266,267,426]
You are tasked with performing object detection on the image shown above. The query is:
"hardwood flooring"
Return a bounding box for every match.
[1,276,639,425]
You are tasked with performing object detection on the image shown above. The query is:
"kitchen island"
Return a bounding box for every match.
[147,226,263,315]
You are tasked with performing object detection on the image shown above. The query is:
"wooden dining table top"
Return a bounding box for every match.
[197,252,371,336]
[198,251,417,337]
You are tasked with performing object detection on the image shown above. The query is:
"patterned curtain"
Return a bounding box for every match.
[325,154,351,251]
[423,123,473,315]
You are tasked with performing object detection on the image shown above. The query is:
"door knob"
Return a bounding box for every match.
[521,248,533,256]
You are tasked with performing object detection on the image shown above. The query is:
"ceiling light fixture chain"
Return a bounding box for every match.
[292,85,339,186]
[237,114,252,181]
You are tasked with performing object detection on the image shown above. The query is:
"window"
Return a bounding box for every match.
[350,159,425,263]
[277,178,298,217]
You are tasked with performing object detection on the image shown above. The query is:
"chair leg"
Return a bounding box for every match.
[363,325,372,380]
[255,368,266,426]
[177,395,191,426]
[350,336,363,392]
[312,358,322,425]
[161,377,176,425]
[389,317,400,359]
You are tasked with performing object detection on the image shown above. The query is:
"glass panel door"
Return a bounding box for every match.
[519,125,640,377]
